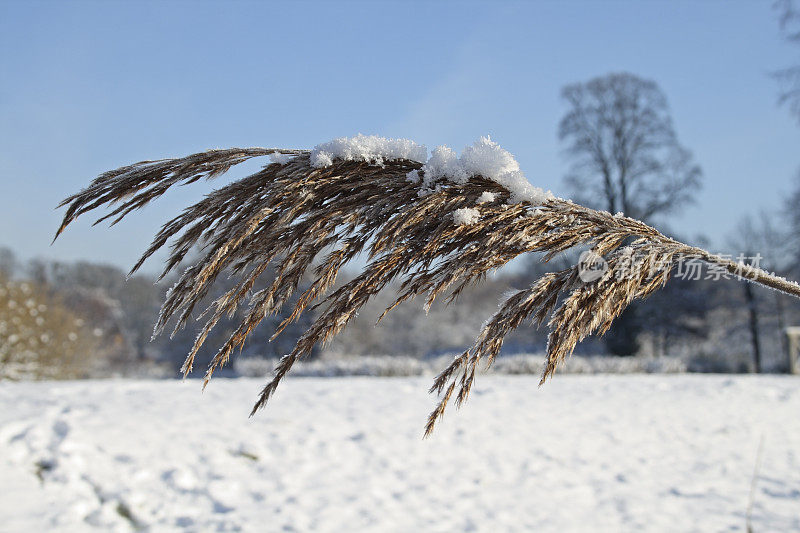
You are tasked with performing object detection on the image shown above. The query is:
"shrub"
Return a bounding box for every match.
[0,273,98,380]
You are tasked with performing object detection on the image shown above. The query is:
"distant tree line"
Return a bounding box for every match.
[3,226,800,380]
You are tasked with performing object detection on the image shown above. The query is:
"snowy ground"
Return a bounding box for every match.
[1,375,798,532]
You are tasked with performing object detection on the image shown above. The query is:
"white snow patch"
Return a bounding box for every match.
[310,134,428,168]
[406,170,421,184]
[453,207,481,226]
[1,376,798,532]
[421,136,553,204]
[235,353,688,378]
[307,135,554,205]
[421,145,470,185]
[476,191,496,204]
[268,152,295,165]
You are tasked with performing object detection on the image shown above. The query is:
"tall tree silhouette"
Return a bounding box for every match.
[559,72,702,354]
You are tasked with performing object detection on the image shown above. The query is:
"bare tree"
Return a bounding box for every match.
[726,211,800,372]
[773,1,800,371]
[559,72,702,355]
[776,0,800,122]
[559,72,702,222]
[729,217,768,372]
[783,175,800,284]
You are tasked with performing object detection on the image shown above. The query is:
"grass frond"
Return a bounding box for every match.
[55,146,800,435]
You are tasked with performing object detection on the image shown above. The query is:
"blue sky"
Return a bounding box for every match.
[1,0,798,273]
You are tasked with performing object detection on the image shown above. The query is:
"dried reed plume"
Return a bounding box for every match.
[54,145,800,436]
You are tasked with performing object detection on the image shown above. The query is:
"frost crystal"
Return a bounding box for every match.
[453,207,481,226]
[421,136,552,204]
[310,134,428,168]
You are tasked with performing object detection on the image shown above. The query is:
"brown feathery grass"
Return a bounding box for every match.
[54,145,800,436]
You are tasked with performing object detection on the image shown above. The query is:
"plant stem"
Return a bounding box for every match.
[690,247,800,299]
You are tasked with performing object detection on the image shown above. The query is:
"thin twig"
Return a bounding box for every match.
[746,434,765,533]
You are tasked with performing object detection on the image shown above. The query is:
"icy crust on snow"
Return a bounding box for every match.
[310,134,428,168]
[310,134,553,205]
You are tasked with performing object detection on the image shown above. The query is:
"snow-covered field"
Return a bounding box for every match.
[1,375,798,532]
